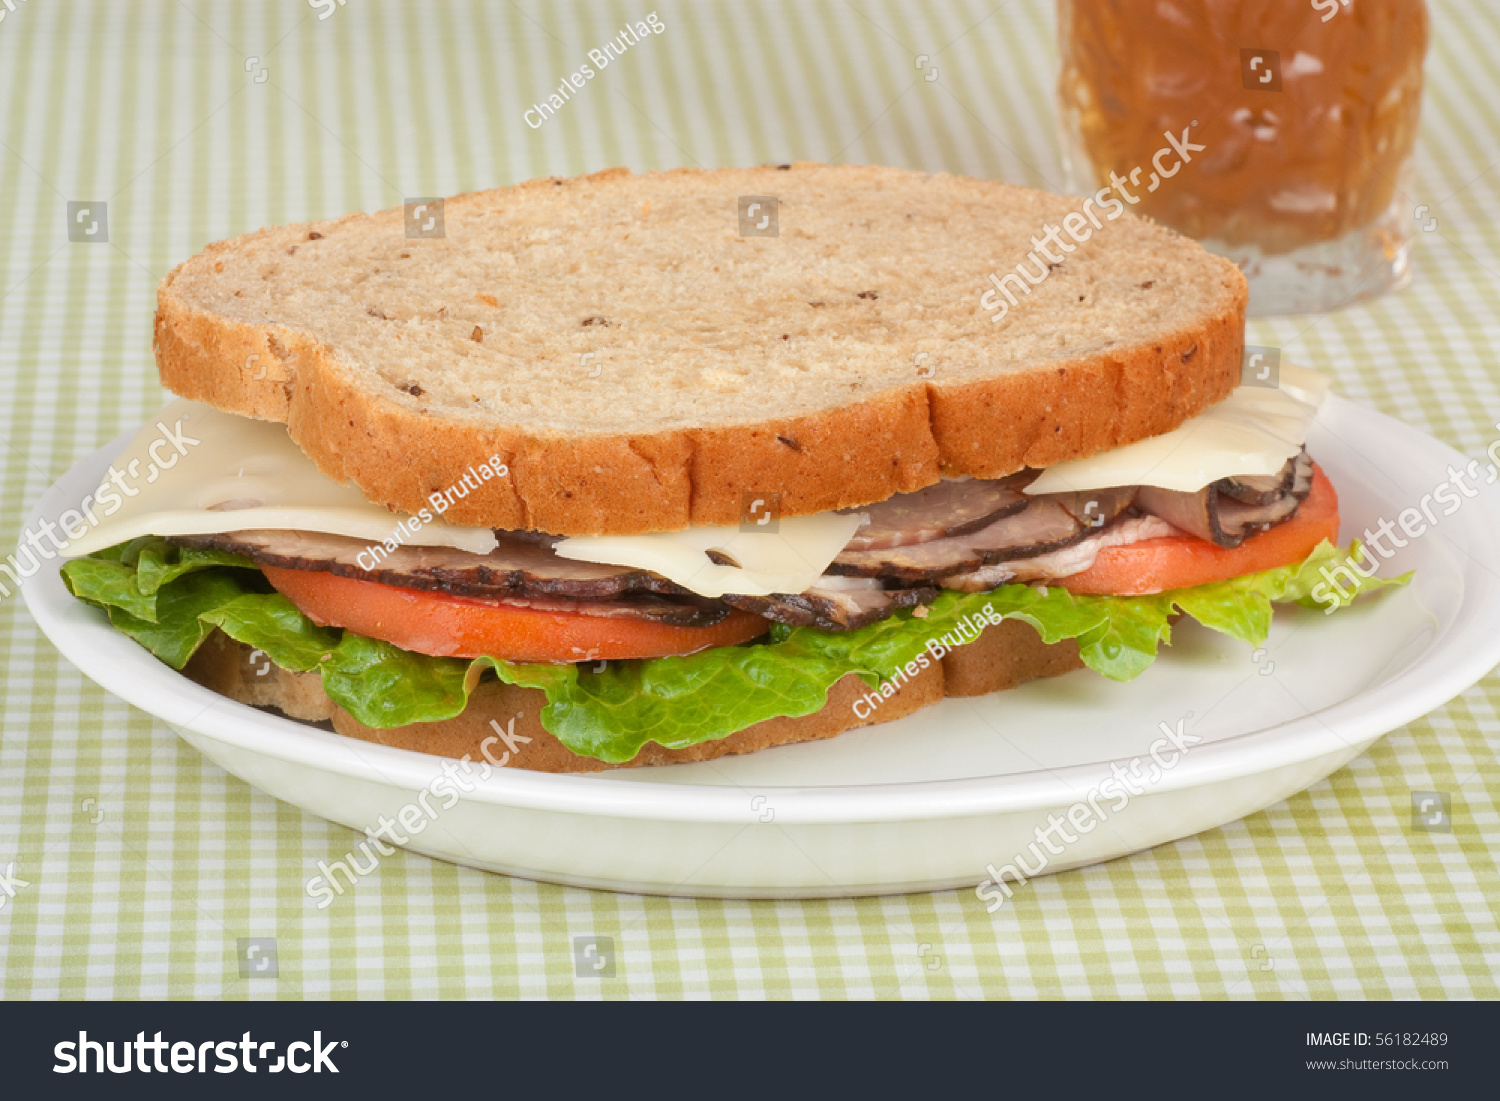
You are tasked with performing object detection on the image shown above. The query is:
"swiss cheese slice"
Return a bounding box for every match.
[63,399,500,557]
[553,514,865,599]
[1023,363,1328,495]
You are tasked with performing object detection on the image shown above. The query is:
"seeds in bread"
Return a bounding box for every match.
[156,163,1247,535]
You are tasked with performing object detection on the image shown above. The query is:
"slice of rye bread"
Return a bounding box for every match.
[182,619,1085,774]
[156,163,1247,536]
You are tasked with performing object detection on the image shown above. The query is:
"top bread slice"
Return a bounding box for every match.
[155,163,1247,536]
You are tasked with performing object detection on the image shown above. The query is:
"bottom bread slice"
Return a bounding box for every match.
[181,619,1085,773]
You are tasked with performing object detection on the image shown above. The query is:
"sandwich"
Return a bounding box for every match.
[53,164,1403,773]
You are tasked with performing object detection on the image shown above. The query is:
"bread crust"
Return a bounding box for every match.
[155,164,1247,536]
[183,620,1085,773]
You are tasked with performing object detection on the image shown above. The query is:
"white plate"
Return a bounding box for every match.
[23,395,1500,899]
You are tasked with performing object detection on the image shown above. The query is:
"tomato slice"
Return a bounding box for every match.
[260,566,770,663]
[1057,463,1340,596]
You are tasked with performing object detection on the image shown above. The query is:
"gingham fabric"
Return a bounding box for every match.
[0,0,1495,1000]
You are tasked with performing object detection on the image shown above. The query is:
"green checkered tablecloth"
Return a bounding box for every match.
[1,0,1496,1000]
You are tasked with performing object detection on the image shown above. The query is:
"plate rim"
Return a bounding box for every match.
[23,395,1500,825]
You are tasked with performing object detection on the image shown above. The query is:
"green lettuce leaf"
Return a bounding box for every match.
[1165,539,1407,644]
[135,540,257,595]
[60,536,1410,764]
[60,556,164,622]
[88,569,252,669]
[61,538,259,622]
[193,592,474,726]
